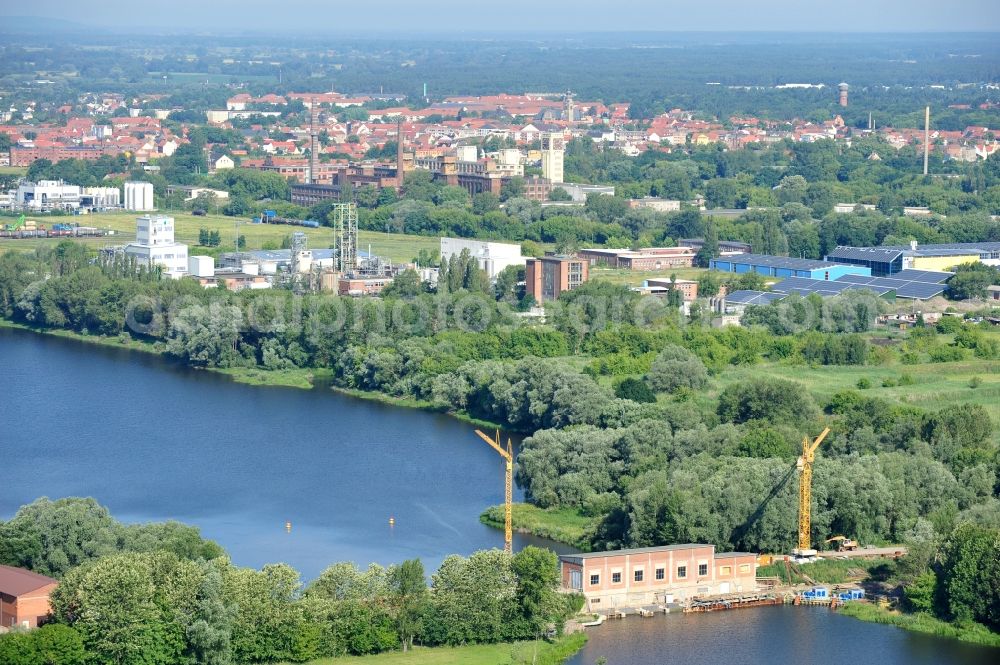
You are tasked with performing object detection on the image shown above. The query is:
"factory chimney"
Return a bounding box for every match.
[310,97,320,185]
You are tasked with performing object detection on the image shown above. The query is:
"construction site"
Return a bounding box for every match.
[541,426,909,622]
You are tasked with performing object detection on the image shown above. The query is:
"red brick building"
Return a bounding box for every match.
[559,544,757,611]
[525,255,589,303]
[0,565,58,629]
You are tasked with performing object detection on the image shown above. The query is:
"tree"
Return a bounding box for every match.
[947,263,999,300]
[548,187,572,201]
[938,524,1000,630]
[472,191,501,215]
[647,345,708,393]
[511,547,561,636]
[0,624,86,665]
[381,268,422,298]
[697,271,721,297]
[50,551,203,665]
[696,221,719,267]
[390,559,427,651]
[614,377,657,403]
[717,377,819,426]
[500,176,525,202]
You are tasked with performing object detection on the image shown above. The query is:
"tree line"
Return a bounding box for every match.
[0,498,577,665]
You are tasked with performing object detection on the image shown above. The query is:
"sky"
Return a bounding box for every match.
[4,0,1000,33]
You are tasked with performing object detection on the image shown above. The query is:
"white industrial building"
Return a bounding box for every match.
[81,186,121,209]
[440,237,526,281]
[124,181,155,211]
[15,180,81,211]
[124,215,188,275]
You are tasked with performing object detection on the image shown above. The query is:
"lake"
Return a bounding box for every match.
[0,327,571,579]
[2,327,996,663]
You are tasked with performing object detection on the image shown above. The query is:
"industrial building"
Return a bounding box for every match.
[439,237,526,281]
[0,564,58,630]
[879,240,1000,270]
[559,544,757,611]
[716,268,953,315]
[710,254,871,281]
[643,278,698,301]
[124,181,155,211]
[825,246,905,277]
[678,238,752,255]
[577,246,696,270]
[15,180,81,211]
[124,215,188,275]
[80,186,121,210]
[525,255,589,303]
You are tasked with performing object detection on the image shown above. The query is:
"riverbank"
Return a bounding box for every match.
[282,634,587,665]
[480,503,596,550]
[838,603,1000,648]
[0,319,509,430]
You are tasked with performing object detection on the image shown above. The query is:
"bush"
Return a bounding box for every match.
[857,377,872,389]
[928,346,967,363]
[614,377,657,403]
[647,344,708,393]
[717,377,819,425]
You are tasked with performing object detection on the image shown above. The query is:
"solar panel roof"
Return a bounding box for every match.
[725,290,785,305]
[717,254,849,271]
[879,242,1000,255]
[896,283,947,299]
[826,246,903,262]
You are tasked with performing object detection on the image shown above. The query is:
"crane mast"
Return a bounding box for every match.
[474,429,514,553]
[793,427,830,560]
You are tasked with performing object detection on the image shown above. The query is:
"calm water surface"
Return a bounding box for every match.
[2,328,997,663]
[567,606,998,665]
[0,328,570,578]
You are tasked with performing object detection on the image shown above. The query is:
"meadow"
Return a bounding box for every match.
[0,210,440,264]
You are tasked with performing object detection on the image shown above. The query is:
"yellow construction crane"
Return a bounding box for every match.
[793,427,830,559]
[474,429,513,554]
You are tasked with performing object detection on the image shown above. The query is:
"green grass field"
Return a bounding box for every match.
[709,359,1000,434]
[278,634,587,665]
[481,503,597,551]
[0,165,27,175]
[0,211,440,264]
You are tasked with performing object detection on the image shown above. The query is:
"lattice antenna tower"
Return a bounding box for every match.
[333,202,358,274]
[290,231,307,294]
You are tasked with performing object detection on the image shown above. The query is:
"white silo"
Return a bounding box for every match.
[125,181,155,211]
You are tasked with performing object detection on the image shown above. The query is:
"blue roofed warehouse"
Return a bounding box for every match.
[710,254,871,280]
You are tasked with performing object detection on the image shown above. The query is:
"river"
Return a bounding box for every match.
[0,327,570,579]
[2,327,997,663]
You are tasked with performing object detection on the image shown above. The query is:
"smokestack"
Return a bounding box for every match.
[310,97,319,185]
[923,106,930,176]
[838,82,848,108]
[396,119,405,186]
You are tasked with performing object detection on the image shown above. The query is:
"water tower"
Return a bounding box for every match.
[838,82,849,108]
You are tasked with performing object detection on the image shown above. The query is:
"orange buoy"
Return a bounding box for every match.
[285,521,292,533]
[388,516,395,526]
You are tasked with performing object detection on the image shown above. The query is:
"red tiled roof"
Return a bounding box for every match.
[0,565,57,596]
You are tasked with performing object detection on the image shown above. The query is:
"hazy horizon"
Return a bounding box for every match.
[2,0,999,33]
